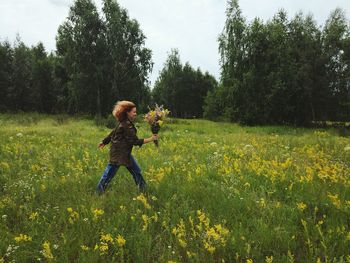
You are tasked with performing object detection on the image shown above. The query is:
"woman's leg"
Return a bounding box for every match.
[127,155,146,190]
[96,164,119,193]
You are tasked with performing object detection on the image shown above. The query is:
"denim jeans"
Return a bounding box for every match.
[96,155,146,193]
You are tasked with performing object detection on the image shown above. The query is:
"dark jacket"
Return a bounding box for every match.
[102,119,144,167]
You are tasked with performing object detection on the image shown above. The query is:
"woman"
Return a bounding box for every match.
[96,101,158,193]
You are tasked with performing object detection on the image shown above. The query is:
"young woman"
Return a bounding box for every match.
[96,101,158,193]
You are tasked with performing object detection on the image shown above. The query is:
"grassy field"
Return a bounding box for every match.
[0,113,349,263]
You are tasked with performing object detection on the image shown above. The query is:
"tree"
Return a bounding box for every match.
[323,8,350,121]
[56,0,105,115]
[56,0,152,115]
[102,0,153,113]
[31,43,55,113]
[208,0,350,125]
[153,49,217,118]
[0,40,13,111]
[8,36,33,111]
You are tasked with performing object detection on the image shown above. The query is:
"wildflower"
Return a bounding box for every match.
[144,104,170,147]
[67,207,79,224]
[186,251,196,258]
[142,214,149,231]
[29,212,39,221]
[14,234,32,242]
[327,193,341,209]
[116,235,126,247]
[265,256,273,263]
[204,242,216,253]
[93,208,104,220]
[81,245,89,251]
[99,243,109,254]
[297,202,307,212]
[136,193,151,209]
[41,241,54,260]
[100,233,113,243]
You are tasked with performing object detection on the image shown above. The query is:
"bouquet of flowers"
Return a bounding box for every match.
[144,105,170,147]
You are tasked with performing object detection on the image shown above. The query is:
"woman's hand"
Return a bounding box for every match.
[143,134,159,144]
[98,142,105,149]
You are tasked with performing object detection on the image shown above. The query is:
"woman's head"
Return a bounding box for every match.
[112,101,137,122]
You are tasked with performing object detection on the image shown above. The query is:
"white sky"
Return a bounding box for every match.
[1,0,350,85]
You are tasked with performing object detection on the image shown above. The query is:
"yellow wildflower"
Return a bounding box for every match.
[67,207,79,224]
[81,245,89,251]
[136,193,151,209]
[265,256,273,263]
[93,208,104,220]
[327,193,341,209]
[204,242,216,253]
[142,214,149,231]
[14,234,32,242]
[42,241,54,260]
[99,243,109,254]
[186,251,196,258]
[297,202,307,212]
[29,212,39,221]
[116,234,126,247]
[100,233,113,243]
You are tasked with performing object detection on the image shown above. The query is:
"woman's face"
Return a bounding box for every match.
[127,107,137,121]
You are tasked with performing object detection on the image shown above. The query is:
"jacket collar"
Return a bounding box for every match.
[126,117,136,127]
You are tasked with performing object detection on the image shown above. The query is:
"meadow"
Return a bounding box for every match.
[0,113,349,263]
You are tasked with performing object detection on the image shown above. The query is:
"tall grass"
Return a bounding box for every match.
[0,113,349,262]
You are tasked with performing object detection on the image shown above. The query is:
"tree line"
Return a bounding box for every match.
[204,0,350,125]
[0,0,349,124]
[0,0,153,116]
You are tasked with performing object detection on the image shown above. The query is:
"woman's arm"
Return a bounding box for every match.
[143,134,158,144]
[98,129,115,148]
[123,123,158,146]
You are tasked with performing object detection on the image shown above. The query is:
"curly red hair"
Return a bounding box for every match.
[112,101,136,121]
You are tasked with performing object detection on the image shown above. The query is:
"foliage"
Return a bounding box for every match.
[152,49,218,118]
[205,0,350,125]
[0,113,349,262]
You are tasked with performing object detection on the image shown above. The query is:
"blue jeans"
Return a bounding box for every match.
[96,155,146,193]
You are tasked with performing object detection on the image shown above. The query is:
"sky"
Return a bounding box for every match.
[1,0,350,85]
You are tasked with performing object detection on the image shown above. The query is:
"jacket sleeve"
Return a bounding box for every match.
[123,124,144,147]
[101,129,114,145]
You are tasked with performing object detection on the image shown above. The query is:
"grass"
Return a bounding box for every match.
[0,113,349,262]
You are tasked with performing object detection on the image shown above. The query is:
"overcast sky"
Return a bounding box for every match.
[1,0,350,85]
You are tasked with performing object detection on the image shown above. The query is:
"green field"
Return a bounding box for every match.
[0,114,349,263]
